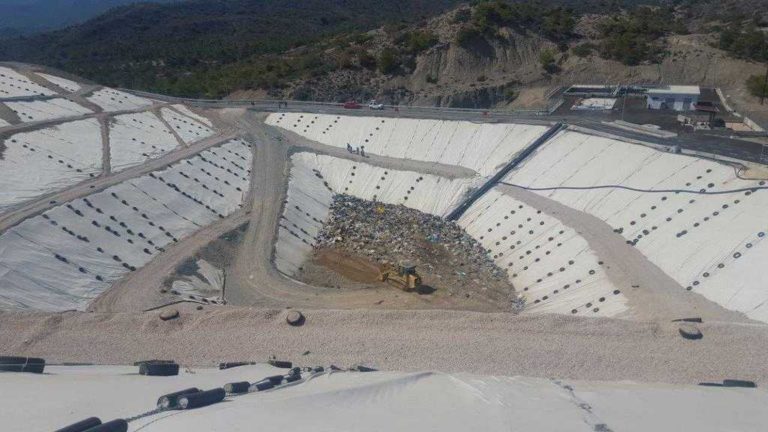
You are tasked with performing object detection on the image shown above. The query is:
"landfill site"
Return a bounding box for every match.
[2,62,768,431]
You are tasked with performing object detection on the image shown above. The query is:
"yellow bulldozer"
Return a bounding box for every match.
[378,262,422,292]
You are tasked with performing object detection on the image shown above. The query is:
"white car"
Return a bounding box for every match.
[368,100,384,110]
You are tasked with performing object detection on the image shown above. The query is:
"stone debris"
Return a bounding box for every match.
[159,309,180,321]
[286,310,305,326]
[313,195,518,307]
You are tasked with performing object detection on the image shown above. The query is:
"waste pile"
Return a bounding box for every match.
[313,195,519,307]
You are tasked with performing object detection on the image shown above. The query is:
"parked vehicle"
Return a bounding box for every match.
[368,100,384,110]
[343,101,362,109]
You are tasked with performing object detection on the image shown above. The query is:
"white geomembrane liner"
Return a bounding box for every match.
[161,107,216,144]
[275,153,480,275]
[6,98,92,122]
[109,111,181,172]
[0,138,252,311]
[171,104,213,127]
[266,113,548,176]
[86,88,154,112]
[5,365,768,432]
[0,119,102,214]
[458,189,626,317]
[36,72,82,93]
[0,116,9,127]
[0,66,56,98]
[504,130,768,322]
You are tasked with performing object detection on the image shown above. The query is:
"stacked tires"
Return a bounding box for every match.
[0,356,45,374]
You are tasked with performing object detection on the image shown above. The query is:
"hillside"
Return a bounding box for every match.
[0,0,767,109]
[224,1,768,113]
[0,0,464,91]
[0,0,180,35]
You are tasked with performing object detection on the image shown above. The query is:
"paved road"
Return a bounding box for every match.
[126,89,768,166]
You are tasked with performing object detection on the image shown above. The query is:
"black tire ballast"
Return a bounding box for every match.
[250,379,274,392]
[178,388,226,410]
[223,381,250,394]
[81,419,127,432]
[268,359,292,369]
[140,362,180,376]
[0,356,45,374]
[157,387,201,409]
[54,417,101,432]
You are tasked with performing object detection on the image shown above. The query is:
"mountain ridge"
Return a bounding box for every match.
[0,0,180,35]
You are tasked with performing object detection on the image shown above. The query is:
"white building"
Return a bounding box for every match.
[646,85,700,111]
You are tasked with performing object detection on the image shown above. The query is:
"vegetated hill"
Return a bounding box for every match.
[1,0,767,111]
[0,0,464,91]
[0,0,691,95]
[0,0,180,35]
[221,0,768,111]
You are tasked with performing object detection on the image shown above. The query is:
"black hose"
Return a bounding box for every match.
[501,182,768,196]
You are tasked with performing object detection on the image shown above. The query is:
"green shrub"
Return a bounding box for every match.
[404,30,438,54]
[571,43,594,58]
[358,51,377,69]
[720,24,768,62]
[504,88,518,102]
[746,74,768,99]
[456,26,482,46]
[596,6,683,65]
[353,33,374,45]
[539,49,555,67]
[453,8,472,24]
[378,47,401,74]
[539,48,560,73]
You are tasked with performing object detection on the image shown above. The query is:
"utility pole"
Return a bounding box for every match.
[761,62,768,105]
[621,84,628,122]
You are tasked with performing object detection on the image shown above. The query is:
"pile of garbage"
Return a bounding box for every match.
[314,195,518,306]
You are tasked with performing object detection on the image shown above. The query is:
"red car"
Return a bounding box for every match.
[343,101,362,109]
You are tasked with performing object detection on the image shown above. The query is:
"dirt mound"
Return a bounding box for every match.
[296,195,518,309]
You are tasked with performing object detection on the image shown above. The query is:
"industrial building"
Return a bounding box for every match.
[646,85,700,111]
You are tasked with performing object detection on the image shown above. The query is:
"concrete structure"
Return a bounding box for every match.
[646,86,700,111]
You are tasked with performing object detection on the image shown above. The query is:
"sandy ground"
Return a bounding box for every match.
[1,305,767,386]
[297,249,513,312]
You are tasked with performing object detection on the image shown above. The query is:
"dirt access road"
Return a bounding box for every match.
[222,109,493,311]
[90,108,483,312]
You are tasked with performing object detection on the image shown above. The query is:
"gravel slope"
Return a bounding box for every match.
[1,306,767,385]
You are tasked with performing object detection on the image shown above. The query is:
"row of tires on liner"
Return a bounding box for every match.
[53,360,312,432]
